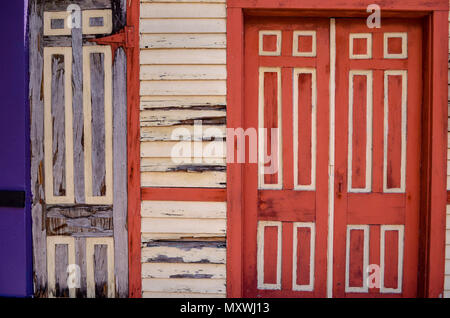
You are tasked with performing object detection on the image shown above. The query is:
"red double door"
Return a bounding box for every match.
[243,17,422,297]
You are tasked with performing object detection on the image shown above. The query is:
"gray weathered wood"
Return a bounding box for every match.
[30,0,48,297]
[72,27,85,204]
[112,47,128,298]
[75,238,87,297]
[51,54,67,196]
[90,53,106,197]
[55,244,69,297]
[94,245,108,298]
[44,0,112,11]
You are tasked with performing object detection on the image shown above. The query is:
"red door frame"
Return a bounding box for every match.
[226,0,448,298]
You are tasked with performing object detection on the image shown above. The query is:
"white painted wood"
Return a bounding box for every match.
[383,70,407,193]
[140,19,226,33]
[140,49,226,65]
[347,70,373,193]
[349,33,372,59]
[47,236,76,298]
[142,263,226,279]
[258,30,282,56]
[141,171,226,187]
[345,225,370,293]
[141,201,226,219]
[380,225,404,294]
[43,47,75,204]
[258,67,283,190]
[43,11,71,36]
[327,18,336,299]
[141,80,226,96]
[292,222,315,292]
[141,141,226,158]
[140,34,226,49]
[140,108,225,126]
[292,31,317,57]
[141,125,226,142]
[141,95,226,109]
[86,237,115,298]
[383,32,408,59]
[83,45,113,204]
[141,3,226,18]
[141,157,225,171]
[140,65,227,80]
[141,245,226,264]
[293,68,317,191]
[142,217,226,234]
[82,10,112,35]
[446,260,450,275]
[142,278,226,293]
[257,221,282,290]
[142,233,226,240]
[142,291,225,298]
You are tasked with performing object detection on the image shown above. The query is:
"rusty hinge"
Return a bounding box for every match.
[90,26,136,61]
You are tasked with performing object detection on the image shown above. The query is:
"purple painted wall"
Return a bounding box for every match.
[0,0,32,297]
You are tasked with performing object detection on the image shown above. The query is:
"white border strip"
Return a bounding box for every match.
[43,11,71,36]
[349,33,372,59]
[43,47,75,204]
[326,18,336,298]
[292,222,316,291]
[383,33,408,59]
[46,236,76,298]
[383,70,407,193]
[83,45,114,204]
[293,68,317,191]
[292,31,317,57]
[380,225,404,294]
[258,67,283,190]
[82,10,113,35]
[257,221,282,290]
[347,70,373,193]
[259,30,282,56]
[345,225,370,293]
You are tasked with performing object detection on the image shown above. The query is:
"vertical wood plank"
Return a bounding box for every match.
[55,244,69,297]
[75,237,87,298]
[348,229,364,288]
[94,245,108,298]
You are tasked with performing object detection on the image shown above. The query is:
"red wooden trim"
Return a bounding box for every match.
[447,191,450,204]
[126,0,141,298]
[141,188,227,202]
[226,7,245,298]
[425,10,448,297]
[227,0,448,11]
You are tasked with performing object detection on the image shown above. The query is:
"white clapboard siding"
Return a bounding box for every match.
[141,65,227,80]
[142,278,226,294]
[141,243,225,264]
[140,108,225,126]
[141,171,226,187]
[141,125,226,141]
[140,49,226,65]
[141,201,226,218]
[141,157,226,172]
[140,19,226,33]
[143,292,226,298]
[141,141,226,158]
[142,217,226,234]
[142,233,226,241]
[141,96,226,109]
[142,263,226,279]
[141,34,226,49]
[141,3,226,18]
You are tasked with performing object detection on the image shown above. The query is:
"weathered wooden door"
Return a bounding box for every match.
[29,0,128,298]
[243,17,330,297]
[243,16,423,298]
[333,18,422,297]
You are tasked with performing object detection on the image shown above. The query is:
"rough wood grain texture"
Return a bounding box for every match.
[142,263,226,279]
[51,54,67,196]
[141,96,226,109]
[90,53,107,197]
[140,19,226,33]
[75,238,87,297]
[141,201,226,219]
[94,245,108,298]
[141,217,226,235]
[72,27,85,204]
[141,125,226,142]
[30,0,48,297]
[140,49,226,65]
[44,0,112,11]
[55,244,69,297]
[142,278,226,293]
[141,141,226,158]
[140,34,226,49]
[140,3,226,18]
[140,65,227,80]
[140,107,226,127]
[112,47,129,298]
[141,171,226,188]
[141,157,226,172]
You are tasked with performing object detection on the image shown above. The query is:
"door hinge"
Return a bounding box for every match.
[90,26,136,60]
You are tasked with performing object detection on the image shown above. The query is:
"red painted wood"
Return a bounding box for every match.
[226,7,244,298]
[297,35,313,53]
[141,188,226,202]
[352,38,367,55]
[262,34,278,52]
[384,230,399,289]
[349,230,364,288]
[351,75,368,189]
[369,225,381,294]
[334,18,423,298]
[263,226,279,284]
[126,0,141,298]
[263,72,279,185]
[243,17,329,298]
[297,73,312,186]
[297,227,312,286]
